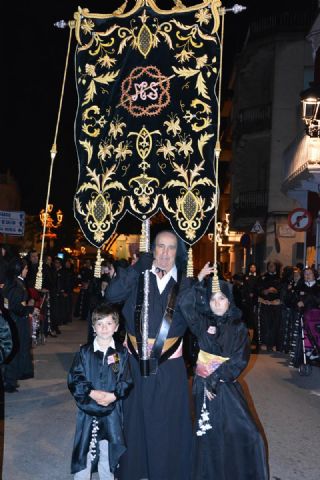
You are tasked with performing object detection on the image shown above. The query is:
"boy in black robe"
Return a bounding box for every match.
[68,304,132,479]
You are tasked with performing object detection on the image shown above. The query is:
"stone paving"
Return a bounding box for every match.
[1,319,319,480]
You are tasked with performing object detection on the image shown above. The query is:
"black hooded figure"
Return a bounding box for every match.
[179,271,269,480]
[3,257,34,391]
[106,230,192,480]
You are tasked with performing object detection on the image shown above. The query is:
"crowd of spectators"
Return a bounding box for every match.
[1,241,319,394]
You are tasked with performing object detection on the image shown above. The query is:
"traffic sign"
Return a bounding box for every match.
[288,208,312,232]
[250,221,264,234]
[0,210,25,236]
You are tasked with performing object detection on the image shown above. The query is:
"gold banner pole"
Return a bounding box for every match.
[35,23,75,290]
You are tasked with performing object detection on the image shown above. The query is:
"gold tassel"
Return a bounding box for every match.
[187,247,194,278]
[94,249,102,278]
[139,222,146,252]
[211,263,220,293]
[35,263,43,291]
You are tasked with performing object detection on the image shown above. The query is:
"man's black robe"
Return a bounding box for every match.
[106,266,192,480]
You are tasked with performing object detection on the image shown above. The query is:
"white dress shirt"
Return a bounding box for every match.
[151,264,178,294]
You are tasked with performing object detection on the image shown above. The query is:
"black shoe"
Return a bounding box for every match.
[55,327,62,334]
[47,331,57,338]
[19,374,34,380]
[4,385,19,393]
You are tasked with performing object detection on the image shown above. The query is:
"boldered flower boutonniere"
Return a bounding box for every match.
[107,350,120,372]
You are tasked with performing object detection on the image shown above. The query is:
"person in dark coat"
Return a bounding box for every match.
[3,257,36,392]
[0,311,12,365]
[243,263,260,351]
[106,230,192,480]
[0,244,9,288]
[180,262,269,480]
[68,304,132,479]
[74,259,94,320]
[296,267,320,311]
[50,257,68,334]
[258,261,283,352]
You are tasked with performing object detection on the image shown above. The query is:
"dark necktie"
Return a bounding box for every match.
[155,267,166,279]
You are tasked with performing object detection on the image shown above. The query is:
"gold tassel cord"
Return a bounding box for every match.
[139,222,146,252]
[94,248,102,278]
[187,246,194,278]
[35,24,75,290]
[211,6,225,294]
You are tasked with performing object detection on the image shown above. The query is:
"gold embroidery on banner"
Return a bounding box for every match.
[75,166,126,243]
[137,24,153,58]
[163,161,215,241]
[195,7,212,26]
[129,126,160,163]
[74,2,221,46]
[92,193,110,225]
[82,106,106,137]
[74,4,220,246]
[129,174,160,207]
[128,127,161,209]
[164,113,182,137]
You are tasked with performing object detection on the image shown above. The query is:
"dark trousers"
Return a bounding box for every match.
[5,314,33,387]
[260,304,282,350]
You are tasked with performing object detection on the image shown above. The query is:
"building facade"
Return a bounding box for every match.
[230,10,317,271]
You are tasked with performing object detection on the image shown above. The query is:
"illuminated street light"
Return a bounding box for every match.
[300,84,320,138]
[39,203,63,238]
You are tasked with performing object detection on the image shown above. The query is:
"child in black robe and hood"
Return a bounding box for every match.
[68,304,132,479]
[180,262,269,480]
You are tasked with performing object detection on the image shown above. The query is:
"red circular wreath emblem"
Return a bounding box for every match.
[120,65,171,117]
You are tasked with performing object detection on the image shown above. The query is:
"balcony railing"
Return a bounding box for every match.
[250,12,315,38]
[235,105,272,136]
[233,190,268,216]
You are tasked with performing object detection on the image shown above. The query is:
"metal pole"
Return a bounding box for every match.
[140,218,150,377]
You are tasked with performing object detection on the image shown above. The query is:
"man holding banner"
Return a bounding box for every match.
[106,230,192,480]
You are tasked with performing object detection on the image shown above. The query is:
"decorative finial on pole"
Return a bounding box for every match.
[223,4,247,14]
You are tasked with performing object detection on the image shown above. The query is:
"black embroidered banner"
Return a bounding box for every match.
[73,0,221,247]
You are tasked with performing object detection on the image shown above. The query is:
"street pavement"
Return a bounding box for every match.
[1,318,319,480]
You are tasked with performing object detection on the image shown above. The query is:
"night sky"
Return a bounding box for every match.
[3,0,317,233]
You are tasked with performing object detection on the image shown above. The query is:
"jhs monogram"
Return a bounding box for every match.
[132,81,159,101]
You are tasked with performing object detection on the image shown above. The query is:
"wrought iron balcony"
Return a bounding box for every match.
[234,104,272,136]
[233,190,268,217]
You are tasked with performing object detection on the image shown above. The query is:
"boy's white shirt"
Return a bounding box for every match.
[93,337,115,360]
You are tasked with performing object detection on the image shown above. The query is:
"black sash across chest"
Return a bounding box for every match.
[128,271,182,371]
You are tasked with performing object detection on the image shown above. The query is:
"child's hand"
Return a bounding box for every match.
[198,262,214,282]
[89,390,116,406]
[99,392,116,406]
[196,363,212,378]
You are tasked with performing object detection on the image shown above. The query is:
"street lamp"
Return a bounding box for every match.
[300,84,320,138]
[39,203,63,238]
